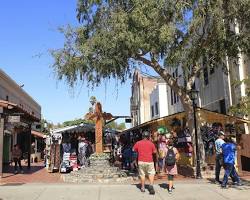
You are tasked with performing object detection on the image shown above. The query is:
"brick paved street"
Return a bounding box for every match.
[0,162,62,185]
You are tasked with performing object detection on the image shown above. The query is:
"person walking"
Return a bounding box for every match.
[78,137,88,168]
[158,134,167,173]
[214,131,225,184]
[12,144,23,174]
[221,137,243,188]
[164,138,179,194]
[133,130,156,195]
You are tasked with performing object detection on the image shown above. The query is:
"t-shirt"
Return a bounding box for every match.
[133,139,156,162]
[215,138,225,155]
[222,143,236,164]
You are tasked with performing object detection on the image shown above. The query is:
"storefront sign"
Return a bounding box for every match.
[8,115,21,123]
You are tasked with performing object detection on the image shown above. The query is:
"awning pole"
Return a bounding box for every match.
[0,117,4,178]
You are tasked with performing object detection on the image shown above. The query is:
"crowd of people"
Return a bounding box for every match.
[61,133,94,170]
[117,124,243,195]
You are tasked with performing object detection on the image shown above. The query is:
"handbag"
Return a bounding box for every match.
[159,149,166,159]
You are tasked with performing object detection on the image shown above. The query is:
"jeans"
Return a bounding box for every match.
[215,154,223,181]
[222,163,240,186]
[13,158,22,171]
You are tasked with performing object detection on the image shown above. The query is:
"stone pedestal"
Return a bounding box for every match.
[62,154,133,183]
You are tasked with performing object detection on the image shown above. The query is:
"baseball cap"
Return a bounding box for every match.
[142,130,150,138]
[218,131,225,136]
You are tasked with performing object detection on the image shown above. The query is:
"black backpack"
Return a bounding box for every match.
[165,147,176,166]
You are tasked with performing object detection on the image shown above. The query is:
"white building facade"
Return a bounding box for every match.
[150,81,169,119]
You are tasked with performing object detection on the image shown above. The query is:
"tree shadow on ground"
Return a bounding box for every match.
[2,163,45,178]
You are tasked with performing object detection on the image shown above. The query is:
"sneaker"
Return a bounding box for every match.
[221,185,227,189]
[235,182,243,186]
[14,170,18,174]
[148,185,155,195]
[141,188,145,193]
[168,189,173,194]
[215,180,222,184]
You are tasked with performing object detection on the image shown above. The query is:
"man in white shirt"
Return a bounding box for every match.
[215,131,225,184]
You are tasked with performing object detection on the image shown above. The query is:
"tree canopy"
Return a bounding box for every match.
[52,0,250,92]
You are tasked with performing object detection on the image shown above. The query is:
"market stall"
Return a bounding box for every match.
[121,108,250,177]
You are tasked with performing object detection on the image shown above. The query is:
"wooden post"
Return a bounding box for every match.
[95,119,103,154]
[0,117,4,178]
[27,124,31,169]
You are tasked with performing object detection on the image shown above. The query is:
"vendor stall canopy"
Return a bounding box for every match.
[51,123,120,135]
[122,108,249,134]
[51,123,95,135]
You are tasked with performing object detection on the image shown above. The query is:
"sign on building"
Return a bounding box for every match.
[8,116,21,123]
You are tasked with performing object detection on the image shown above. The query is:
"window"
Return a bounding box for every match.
[219,99,226,114]
[171,89,173,105]
[171,69,179,104]
[203,57,209,85]
[151,105,154,118]
[204,67,209,85]
[155,102,159,115]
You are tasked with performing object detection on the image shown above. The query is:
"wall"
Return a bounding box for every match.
[130,70,158,126]
[150,82,168,119]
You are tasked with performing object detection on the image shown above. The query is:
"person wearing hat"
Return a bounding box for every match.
[133,130,156,195]
[214,131,225,184]
[221,137,243,188]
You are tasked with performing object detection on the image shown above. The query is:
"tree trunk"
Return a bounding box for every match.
[180,95,206,175]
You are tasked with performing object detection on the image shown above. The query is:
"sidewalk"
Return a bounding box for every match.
[0,181,249,200]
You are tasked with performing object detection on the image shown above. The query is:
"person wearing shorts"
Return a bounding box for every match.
[133,130,156,195]
[164,138,179,194]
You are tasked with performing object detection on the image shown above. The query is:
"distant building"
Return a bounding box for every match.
[130,70,158,127]
[130,59,249,133]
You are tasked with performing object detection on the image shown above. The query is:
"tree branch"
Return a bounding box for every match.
[135,54,186,97]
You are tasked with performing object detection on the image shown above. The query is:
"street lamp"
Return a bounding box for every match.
[189,89,202,179]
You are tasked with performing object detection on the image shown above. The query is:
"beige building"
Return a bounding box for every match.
[0,69,41,177]
[130,70,159,127]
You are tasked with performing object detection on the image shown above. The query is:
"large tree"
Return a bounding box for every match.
[230,78,250,116]
[52,0,250,167]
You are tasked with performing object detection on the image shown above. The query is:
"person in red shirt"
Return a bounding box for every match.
[133,130,156,195]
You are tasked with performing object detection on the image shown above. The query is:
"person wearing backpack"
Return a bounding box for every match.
[164,138,179,194]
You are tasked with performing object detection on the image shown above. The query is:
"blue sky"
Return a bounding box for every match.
[0,0,132,125]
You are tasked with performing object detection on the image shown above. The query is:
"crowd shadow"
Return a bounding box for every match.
[159,183,169,189]
[207,177,250,190]
[132,183,153,192]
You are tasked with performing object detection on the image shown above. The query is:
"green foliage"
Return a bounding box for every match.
[52,0,250,103]
[105,121,126,130]
[230,77,250,116]
[62,118,94,127]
